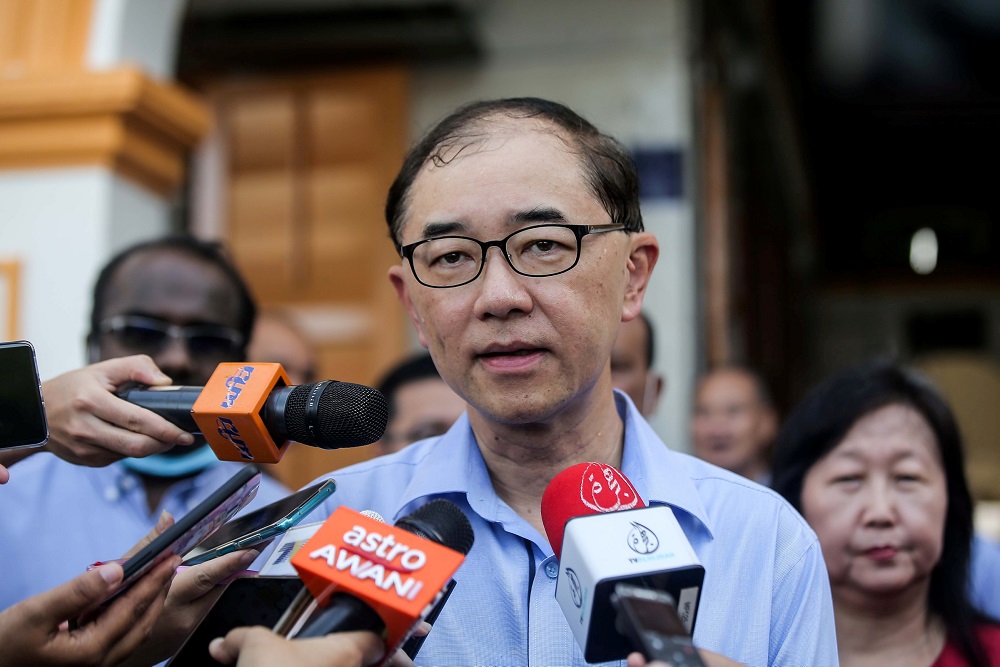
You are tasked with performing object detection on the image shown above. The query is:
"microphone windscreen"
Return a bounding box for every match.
[284,381,388,448]
[541,462,645,559]
[396,499,475,556]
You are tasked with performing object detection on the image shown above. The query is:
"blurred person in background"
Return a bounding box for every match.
[0,236,289,611]
[372,352,466,456]
[691,365,778,485]
[247,310,318,385]
[610,310,664,417]
[771,360,1000,666]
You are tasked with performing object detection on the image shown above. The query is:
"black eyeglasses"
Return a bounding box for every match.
[97,315,244,361]
[400,223,626,288]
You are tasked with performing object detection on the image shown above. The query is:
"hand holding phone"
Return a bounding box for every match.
[611,584,706,667]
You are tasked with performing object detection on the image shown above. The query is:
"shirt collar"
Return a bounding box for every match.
[391,391,716,540]
[616,390,715,540]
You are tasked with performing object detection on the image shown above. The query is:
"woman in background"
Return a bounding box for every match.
[771,360,1000,667]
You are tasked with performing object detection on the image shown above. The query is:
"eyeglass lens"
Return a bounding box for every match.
[410,225,580,287]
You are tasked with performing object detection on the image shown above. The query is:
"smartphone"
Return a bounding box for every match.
[182,479,336,565]
[167,576,304,666]
[610,583,706,667]
[109,465,262,598]
[0,340,48,450]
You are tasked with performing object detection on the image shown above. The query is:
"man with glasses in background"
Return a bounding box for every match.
[0,236,289,610]
[256,98,836,667]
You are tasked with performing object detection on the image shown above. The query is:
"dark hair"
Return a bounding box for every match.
[385,97,643,250]
[87,235,257,352]
[376,352,443,423]
[771,359,990,666]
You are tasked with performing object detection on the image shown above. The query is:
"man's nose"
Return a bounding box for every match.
[154,336,196,378]
[472,246,533,318]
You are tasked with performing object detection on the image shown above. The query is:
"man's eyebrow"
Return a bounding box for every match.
[421,221,467,238]
[510,207,568,225]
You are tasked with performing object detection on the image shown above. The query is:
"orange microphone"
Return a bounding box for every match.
[291,502,474,663]
[116,362,388,464]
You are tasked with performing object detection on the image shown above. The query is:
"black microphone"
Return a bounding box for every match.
[295,499,474,648]
[117,364,387,463]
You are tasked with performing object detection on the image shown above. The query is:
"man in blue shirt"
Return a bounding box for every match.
[270,98,838,666]
[0,236,289,610]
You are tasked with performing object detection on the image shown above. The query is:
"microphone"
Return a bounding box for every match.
[541,462,705,663]
[117,362,388,463]
[291,500,474,661]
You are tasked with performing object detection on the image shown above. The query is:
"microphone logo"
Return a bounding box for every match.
[216,417,253,460]
[221,365,254,408]
[580,462,640,513]
[566,567,583,608]
[626,521,659,555]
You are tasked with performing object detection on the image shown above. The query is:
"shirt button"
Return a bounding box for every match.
[104,487,120,502]
[545,562,559,578]
[120,476,137,491]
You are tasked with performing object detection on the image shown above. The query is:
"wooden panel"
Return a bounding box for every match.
[210,68,409,491]
[0,0,92,74]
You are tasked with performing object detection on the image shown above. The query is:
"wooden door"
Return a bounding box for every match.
[208,68,409,490]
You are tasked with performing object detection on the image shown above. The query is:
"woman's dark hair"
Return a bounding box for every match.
[385,97,643,250]
[87,235,257,354]
[771,359,990,666]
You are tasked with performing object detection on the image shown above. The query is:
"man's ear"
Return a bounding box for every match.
[622,232,659,321]
[388,265,429,349]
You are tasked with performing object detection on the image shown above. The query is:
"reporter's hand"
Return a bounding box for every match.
[42,355,195,466]
[209,626,385,667]
[117,547,260,667]
[0,556,177,667]
[0,461,9,484]
[627,649,746,667]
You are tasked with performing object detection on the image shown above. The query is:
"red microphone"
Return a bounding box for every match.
[541,462,705,663]
[541,461,645,559]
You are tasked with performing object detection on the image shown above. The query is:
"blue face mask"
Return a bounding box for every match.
[120,444,218,478]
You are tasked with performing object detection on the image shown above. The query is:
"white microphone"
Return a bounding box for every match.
[541,462,705,663]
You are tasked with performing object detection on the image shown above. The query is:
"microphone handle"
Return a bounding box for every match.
[116,386,203,432]
[296,592,386,638]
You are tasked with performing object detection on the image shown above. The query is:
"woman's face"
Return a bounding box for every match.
[801,403,948,604]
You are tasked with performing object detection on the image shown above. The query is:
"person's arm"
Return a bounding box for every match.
[39,355,195,467]
[0,557,177,667]
[208,626,386,667]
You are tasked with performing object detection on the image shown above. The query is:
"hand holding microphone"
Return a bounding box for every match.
[118,362,388,464]
[40,355,196,467]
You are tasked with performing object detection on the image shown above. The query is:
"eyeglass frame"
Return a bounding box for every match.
[399,223,628,289]
[96,314,245,358]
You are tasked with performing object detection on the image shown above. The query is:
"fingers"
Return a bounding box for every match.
[85,555,178,666]
[208,625,262,665]
[169,549,259,606]
[96,355,173,389]
[20,563,125,626]
[42,356,195,466]
[0,463,9,484]
[122,511,174,559]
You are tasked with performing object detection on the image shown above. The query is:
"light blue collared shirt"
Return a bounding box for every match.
[0,453,290,610]
[292,392,838,666]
